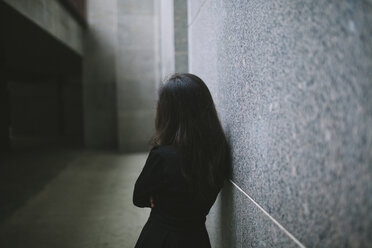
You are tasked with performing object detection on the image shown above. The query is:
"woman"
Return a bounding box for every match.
[133,73,230,248]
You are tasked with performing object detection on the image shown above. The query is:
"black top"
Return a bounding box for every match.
[133,145,220,221]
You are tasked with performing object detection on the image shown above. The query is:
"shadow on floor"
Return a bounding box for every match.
[0,147,79,223]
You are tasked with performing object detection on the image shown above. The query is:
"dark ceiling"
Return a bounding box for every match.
[0,2,83,82]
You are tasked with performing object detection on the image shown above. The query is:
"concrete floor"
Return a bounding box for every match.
[0,149,150,248]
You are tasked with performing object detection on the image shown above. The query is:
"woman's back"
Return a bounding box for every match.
[133,145,220,219]
[133,145,220,248]
[133,73,230,248]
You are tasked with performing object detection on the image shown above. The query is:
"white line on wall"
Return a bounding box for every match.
[229,180,306,248]
[188,0,209,27]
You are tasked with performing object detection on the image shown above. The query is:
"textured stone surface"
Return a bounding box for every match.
[206,181,242,248]
[207,181,299,248]
[190,0,372,247]
[240,190,298,248]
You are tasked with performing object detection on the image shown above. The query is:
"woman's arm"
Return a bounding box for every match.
[133,148,164,208]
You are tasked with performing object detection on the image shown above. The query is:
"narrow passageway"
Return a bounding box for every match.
[0,150,150,248]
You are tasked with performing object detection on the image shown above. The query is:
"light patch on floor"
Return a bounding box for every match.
[0,151,150,248]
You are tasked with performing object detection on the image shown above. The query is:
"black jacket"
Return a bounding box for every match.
[133,145,221,248]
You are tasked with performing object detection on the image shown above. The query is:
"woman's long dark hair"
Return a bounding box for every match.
[151,73,230,196]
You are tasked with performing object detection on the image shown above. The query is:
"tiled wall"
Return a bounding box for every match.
[188,0,372,247]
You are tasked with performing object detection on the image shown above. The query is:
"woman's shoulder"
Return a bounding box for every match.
[151,144,177,154]
[150,145,179,160]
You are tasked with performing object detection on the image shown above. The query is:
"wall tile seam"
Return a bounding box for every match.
[187,0,209,27]
[229,179,306,248]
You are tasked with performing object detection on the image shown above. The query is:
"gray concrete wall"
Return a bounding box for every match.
[84,0,158,152]
[9,81,60,137]
[108,0,188,152]
[83,0,118,149]
[188,0,372,247]
[0,77,10,151]
[8,79,83,146]
[116,0,158,152]
[159,0,175,80]
[3,0,83,55]
[173,0,188,73]
[158,0,189,79]
[62,78,83,145]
